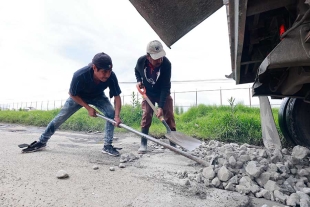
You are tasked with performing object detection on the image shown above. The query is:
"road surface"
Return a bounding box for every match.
[0,123,285,207]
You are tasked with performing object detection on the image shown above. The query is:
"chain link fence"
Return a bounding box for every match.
[0,87,282,111]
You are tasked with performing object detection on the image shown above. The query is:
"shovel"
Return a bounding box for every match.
[136,85,201,151]
[96,113,208,166]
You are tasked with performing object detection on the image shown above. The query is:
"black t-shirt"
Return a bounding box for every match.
[69,65,121,99]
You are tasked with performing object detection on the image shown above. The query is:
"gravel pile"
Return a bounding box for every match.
[177,140,310,207]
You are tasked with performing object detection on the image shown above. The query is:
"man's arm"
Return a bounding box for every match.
[157,59,172,118]
[135,57,144,83]
[113,96,122,127]
[159,59,171,107]
[69,93,97,117]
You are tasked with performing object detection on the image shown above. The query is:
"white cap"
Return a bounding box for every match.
[146,40,166,60]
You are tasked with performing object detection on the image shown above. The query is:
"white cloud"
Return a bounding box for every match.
[0,1,282,108]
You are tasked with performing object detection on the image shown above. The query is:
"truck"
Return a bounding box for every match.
[129,0,310,148]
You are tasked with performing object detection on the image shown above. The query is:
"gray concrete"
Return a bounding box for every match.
[0,123,285,207]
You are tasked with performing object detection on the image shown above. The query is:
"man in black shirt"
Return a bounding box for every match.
[135,40,176,153]
[23,53,122,156]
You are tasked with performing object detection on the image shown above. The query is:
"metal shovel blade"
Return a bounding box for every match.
[136,85,202,151]
[165,131,201,151]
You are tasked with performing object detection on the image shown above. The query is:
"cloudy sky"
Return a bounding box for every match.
[0,0,282,109]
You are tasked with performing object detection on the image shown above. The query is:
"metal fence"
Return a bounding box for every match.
[0,87,282,111]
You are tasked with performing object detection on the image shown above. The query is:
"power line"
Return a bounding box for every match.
[172,79,232,82]
[119,79,232,84]
[2,79,235,102]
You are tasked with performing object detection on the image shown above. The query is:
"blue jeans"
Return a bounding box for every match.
[39,94,115,146]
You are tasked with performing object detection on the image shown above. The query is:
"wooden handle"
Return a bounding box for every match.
[136,84,164,120]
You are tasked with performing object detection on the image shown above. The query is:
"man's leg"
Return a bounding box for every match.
[138,98,154,153]
[162,95,177,147]
[39,97,82,144]
[90,95,119,156]
[23,97,81,153]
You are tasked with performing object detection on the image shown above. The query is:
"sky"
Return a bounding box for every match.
[0,0,282,109]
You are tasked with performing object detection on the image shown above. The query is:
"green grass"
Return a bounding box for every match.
[0,103,286,146]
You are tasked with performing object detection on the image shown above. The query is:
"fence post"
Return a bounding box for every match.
[173,91,175,108]
[36,101,37,109]
[195,90,197,106]
[123,95,124,105]
[47,101,49,110]
[220,88,222,105]
[54,100,55,109]
[249,86,252,107]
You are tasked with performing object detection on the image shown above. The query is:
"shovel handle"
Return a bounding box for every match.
[96,113,208,166]
[136,84,164,121]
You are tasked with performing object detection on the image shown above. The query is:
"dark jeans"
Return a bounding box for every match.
[141,95,176,130]
[39,95,115,146]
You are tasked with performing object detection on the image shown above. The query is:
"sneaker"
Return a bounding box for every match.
[169,141,176,148]
[102,145,120,157]
[22,141,46,153]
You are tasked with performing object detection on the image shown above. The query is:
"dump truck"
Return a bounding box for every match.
[129,0,310,148]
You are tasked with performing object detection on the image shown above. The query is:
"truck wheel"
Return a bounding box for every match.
[278,98,295,145]
[285,98,310,147]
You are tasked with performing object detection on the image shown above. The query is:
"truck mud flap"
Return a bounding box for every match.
[259,96,282,150]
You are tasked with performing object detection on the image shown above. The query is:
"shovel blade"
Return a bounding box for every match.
[165,131,201,151]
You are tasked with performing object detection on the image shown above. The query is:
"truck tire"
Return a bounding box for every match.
[278,98,295,145]
[285,98,310,147]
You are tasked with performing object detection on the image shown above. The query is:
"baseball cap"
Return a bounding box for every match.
[92,52,113,70]
[146,40,166,60]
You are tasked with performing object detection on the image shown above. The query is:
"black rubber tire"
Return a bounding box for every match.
[278,98,295,145]
[285,98,310,147]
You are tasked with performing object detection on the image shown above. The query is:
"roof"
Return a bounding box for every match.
[129,0,223,47]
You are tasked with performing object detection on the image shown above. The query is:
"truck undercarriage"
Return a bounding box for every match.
[129,0,310,147]
[229,0,310,146]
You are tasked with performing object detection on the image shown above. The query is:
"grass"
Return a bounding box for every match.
[0,103,287,147]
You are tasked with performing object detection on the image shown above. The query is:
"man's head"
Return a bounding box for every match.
[146,40,166,67]
[92,52,113,82]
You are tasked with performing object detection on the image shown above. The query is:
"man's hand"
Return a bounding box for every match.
[114,116,122,127]
[156,108,163,118]
[70,94,97,117]
[136,82,144,89]
[87,107,97,117]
